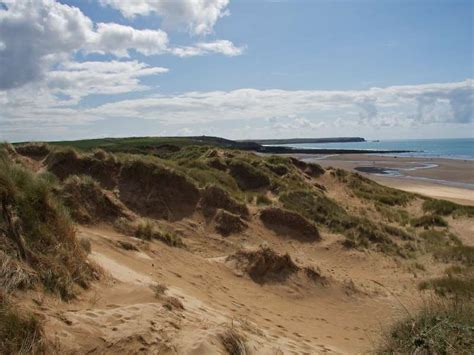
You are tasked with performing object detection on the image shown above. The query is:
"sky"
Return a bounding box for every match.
[0,0,473,142]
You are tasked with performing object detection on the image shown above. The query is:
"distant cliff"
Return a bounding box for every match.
[241,137,366,145]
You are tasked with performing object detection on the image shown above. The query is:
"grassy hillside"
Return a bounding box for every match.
[14,141,471,258]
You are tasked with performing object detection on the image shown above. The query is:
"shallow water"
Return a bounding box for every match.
[268,138,474,160]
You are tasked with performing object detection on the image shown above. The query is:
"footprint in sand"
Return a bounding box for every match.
[106,304,120,309]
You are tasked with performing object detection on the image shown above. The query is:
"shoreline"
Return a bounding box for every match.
[294,153,474,205]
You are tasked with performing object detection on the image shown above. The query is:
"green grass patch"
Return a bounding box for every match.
[419,275,474,299]
[434,245,474,267]
[41,136,257,153]
[280,189,357,233]
[381,224,413,240]
[419,230,461,251]
[227,159,271,190]
[375,204,410,225]
[411,214,448,228]
[346,173,413,206]
[423,199,474,217]
[377,300,473,354]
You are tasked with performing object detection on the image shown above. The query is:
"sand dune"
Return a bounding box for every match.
[4,144,472,354]
[31,223,432,354]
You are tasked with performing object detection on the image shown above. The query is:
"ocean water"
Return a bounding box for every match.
[269,138,474,160]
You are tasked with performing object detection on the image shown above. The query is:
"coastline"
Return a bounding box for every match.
[295,153,474,205]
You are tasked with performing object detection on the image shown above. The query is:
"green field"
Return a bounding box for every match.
[15,136,260,153]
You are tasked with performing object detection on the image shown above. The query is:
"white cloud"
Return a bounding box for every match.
[47,60,169,103]
[0,0,241,90]
[88,22,169,57]
[271,117,326,131]
[80,80,472,128]
[171,40,245,57]
[1,79,472,141]
[0,60,168,130]
[355,97,378,124]
[0,0,93,89]
[99,0,230,35]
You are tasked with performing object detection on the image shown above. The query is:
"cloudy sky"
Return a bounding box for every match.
[0,0,472,142]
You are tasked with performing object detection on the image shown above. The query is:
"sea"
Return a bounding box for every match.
[268,138,474,160]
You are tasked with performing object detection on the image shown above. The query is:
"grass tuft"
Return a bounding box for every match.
[346,173,413,206]
[0,154,97,299]
[114,217,184,247]
[0,296,44,354]
[377,300,473,354]
[434,245,474,267]
[419,276,474,299]
[411,214,448,228]
[219,328,248,355]
[227,159,271,190]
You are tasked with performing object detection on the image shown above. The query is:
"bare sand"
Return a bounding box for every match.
[296,154,474,205]
[36,224,426,354]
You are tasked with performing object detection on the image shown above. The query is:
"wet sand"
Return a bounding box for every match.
[296,154,474,205]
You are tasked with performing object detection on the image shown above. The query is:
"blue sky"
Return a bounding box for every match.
[0,0,472,141]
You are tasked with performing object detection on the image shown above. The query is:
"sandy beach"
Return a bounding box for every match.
[296,154,474,205]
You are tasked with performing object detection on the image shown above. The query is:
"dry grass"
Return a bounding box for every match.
[78,237,92,255]
[14,143,51,160]
[151,283,168,298]
[227,247,300,284]
[114,217,184,247]
[0,295,44,354]
[61,175,126,224]
[0,252,37,293]
[219,328,248,355]
[0,154,97,300]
